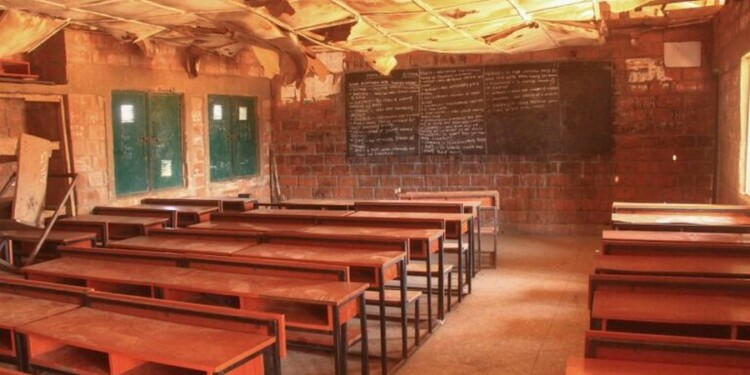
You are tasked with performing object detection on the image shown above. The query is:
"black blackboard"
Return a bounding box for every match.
[345,62,613,156]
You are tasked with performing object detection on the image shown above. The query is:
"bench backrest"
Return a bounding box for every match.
[399,190,499,209]
[0,278,90,304]
[354,200,464,214]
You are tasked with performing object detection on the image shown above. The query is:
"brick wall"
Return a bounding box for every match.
[61,30,272,213]
[714,1,750,204]
[272,24,717,234]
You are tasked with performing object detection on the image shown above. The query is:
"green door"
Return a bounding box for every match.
[208,95,233,181]
[113,91,149,195]
[148,93,183,190]
[232,97,257,176]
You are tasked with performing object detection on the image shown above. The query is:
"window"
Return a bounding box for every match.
[208,95,258,181]
[112,91,183,195]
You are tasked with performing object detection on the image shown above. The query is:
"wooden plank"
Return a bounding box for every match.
[566,357,750,375]
[12,134,60,227]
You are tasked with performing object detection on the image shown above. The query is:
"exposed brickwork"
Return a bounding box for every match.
[272,24,717,234]
[714,1,750,204]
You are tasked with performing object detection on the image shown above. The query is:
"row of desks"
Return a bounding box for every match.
[0,279,281,375]
[570,202,750,373]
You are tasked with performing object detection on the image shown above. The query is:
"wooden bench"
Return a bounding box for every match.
[566,356,750,375]
[264,199,355,211]
[585,330,750,368]
[134,204,218,227]
[601,230,750,256]
[142,197,257,213]
[22,257,369,375]
[595,254,750,279]
[53,214,169,245]
[364,290,422,352]
[611,212,750,233]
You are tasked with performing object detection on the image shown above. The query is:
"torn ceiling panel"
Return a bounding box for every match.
[0,0,724,78]
[0,8,68,58]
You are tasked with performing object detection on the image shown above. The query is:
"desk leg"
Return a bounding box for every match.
[467,221,474,294]
[360,296,370,375]
[426,251,434,334]
[399,259,407,360]
[475,211,482,274]
[437,237,445,321]
[333,306,343,375]
[15,332,27,372]
[457,235,463,303]
[378,270,388,375]
[342,320,349,375]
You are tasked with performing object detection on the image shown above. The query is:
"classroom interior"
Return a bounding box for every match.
[0,0,749,374]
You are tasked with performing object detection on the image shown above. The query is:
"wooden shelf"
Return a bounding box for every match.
[30,345,110,375]
[87,280,153,298]
[121,362,204,375]
[161,288,241,309]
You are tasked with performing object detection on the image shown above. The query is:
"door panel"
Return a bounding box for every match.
[208,95,233,181]
[148,93,183,190]
[232,97,257,176]
[112,91,149,195]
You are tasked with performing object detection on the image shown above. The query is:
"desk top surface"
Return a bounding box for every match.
[595,254,750,276]
[60,214,169,226]
[189,221,312,233]
[133,204,219,214]
[350,210,472,223]
[239,209,354,218]
[234,243,405,268]
[109,235,256,255]
[0,229,96,243]
[355,199,478,207]
[19,307,274,372]
[613,201,750,213]
[612,213,750,226]
[277,199,355,207]
[0,292,79,328]
[602,230,750,245]
[296,225,444,241]
[592,290,750,324]
[25,257,368,305]
[566,357,750,375]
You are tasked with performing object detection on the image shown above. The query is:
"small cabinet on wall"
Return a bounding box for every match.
[208,95,258,181]
[112,91,183,195]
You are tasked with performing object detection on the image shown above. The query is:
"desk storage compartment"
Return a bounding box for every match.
[160,288,241,308]
[121,362,203,375]
[0,328,12,356]
[27,274,87,287]
[604,320,732,339]
[243,297,329,331]
[86,280,153,298]
[28,335,109,374]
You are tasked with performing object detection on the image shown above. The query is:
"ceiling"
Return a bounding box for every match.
[0,0,724,81]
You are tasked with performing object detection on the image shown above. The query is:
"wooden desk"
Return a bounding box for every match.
[0,230,95,265]
[0,292,79,365]
[595,254,750,278]
[134,204,218,227]
[399,191,500,268]
[93,206,178,228]
[55,214,168,245]
[612,201,750,214]
[295,225,446,328]
[240,209,353,218]
[109,235,257,256]
[189,221,312,233]
[592,289,750,339]
[611,213,750,233]
[18,307,274,375]
[235,243,407,371]
[23,258,369,375]
[266,199,355,211]
[142,197,257,212]
[601,230,750,256]
[566,357,750,375]
[351,210,475,298]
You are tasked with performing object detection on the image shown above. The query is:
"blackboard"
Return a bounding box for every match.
[345,62,613,156]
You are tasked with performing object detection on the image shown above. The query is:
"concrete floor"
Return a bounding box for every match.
[284,233,598,375]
